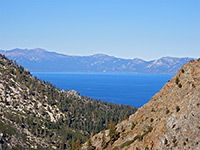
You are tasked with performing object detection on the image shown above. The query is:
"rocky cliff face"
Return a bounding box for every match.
[82,59,200,150]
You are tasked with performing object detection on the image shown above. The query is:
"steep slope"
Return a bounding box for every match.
[82,58,200,150]
[0,54,136,149]
[0,48,193,74]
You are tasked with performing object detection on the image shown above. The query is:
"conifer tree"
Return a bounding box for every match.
[101,130,106,148]
[72,140,81,150]
[109,120,118,144]
[87,132,94,150]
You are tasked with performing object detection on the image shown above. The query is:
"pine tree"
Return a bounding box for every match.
[72,140,81,150]
[109,120,118,145]
[87,132,94,150]
[101,130,106,148]
[123,115,128,120]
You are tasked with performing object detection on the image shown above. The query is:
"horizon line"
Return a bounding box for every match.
[0,47,196,61]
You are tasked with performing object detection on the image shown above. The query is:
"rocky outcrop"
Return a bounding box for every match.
[82,58,200,150]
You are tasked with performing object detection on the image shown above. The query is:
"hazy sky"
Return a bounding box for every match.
[0,0,199,60]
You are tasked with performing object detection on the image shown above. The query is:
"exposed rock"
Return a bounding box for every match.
[82,58,200,150]
[0,54,136,149]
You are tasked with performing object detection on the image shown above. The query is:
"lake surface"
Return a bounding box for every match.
[32,72,173,108]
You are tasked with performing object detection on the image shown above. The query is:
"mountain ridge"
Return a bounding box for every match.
[82,58,200,150]
[0,48,194,74]
[0,54,136,149]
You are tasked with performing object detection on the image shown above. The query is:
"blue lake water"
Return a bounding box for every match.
[32,72,173,108]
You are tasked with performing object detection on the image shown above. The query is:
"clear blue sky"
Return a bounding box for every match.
[0,0,199,60]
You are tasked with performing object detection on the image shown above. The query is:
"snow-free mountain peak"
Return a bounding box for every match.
[0,48,194,74]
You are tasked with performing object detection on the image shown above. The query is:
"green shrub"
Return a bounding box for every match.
[178,83,182,88]
[175,77,179,85]
[120,134,142,148]
[166,109,170,114]
[164,138,168,145]
[0,120,16,136]
[176,106,180,112]
[134,134,141,141]
[140,126,153,141]
[112,146,119,150]
[123,115,128,120]
[145,146,149,150]
[120,140,134,149]
[147,126,153,132]
[192,83,195,88]
[150,118,154,122]
[172,136,177,147]
[131,122,136,130]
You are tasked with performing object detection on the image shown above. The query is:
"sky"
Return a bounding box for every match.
[0,0,199,60]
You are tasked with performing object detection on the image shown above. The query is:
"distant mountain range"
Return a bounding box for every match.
[0,48,194,74]
[82,55,200,150]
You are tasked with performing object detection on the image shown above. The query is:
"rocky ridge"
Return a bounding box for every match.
[82,58,200,150]
[0,54,136,149]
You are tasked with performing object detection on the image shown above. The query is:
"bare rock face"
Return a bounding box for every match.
[82,58,200,150]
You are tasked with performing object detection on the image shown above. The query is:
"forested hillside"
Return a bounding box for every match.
[0,54,137,149]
